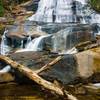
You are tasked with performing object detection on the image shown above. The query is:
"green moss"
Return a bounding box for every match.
[0,0,4,17]
[90,0,100,13]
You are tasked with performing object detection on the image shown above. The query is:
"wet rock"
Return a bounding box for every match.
[84,84,100,95]
[0,17,7,23]
[7,47,100,85]
[9,52,79,84]
[6,21,47,40]
[76,47,100,79]
[52,24,95,53]
[9,52,54,70]
[39,54,78,84]
[0,72,15,83]
[20,0,40,11]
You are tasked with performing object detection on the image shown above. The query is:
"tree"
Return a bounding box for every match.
[0,0,4,17]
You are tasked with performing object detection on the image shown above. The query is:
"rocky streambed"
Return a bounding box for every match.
[0,47,100,100]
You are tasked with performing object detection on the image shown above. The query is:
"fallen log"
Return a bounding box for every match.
[0,55,77,100]
[35,56,62,74]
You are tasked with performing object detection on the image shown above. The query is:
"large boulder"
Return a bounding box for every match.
[52,24,95,53]
[75,47,100,82]
[8,47,100,85]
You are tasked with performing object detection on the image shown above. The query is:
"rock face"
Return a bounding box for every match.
[2,21,47,52]
[76,47,100,79]
[6,21,46,40]
[0,73,15,83]
[52,24,95,53]
[8,47,100,85]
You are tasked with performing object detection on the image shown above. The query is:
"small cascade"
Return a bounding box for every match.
[16,34,52,52]
[37,26,42,32]
[0,29,11,55]
[20,40,24,48]
[25,35,32,47]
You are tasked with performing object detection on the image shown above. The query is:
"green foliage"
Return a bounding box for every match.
[90,0,100,13]
[0,0,4,16]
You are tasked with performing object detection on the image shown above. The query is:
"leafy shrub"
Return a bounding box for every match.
[90,0,100,13]
[0,0,4,16]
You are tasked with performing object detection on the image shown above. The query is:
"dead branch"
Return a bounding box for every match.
[35,56,62,74]
[0,55,78,100]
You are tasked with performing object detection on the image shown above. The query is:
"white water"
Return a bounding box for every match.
[16,34,52,52]
[59,47,78,55]
[0,65,11,73]
[93,83,100,88]
[25,35,32,47]
[1,0,100,55]
[28,0,89,23]
[20,40,24,48]
[0,30,11,55]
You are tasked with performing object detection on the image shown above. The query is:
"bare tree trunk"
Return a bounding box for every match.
[0,55,78,100]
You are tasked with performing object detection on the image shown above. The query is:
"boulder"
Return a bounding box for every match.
[0,72,15,83]
[8,47,100,85]
[75,47,100,82]
[6,21,47,40]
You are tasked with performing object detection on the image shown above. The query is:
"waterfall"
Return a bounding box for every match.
[25,34,32,47]
[0,29,11,55]
[52,24,95,53]
[1,0,100,55]
[16,34,52,52]
[20,40,24,48]
[28,0,90,23]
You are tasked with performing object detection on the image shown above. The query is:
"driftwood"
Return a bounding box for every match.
[35,56,62,74]
[0,55,77,100]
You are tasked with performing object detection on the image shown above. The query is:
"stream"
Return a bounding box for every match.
[0,0,100,100]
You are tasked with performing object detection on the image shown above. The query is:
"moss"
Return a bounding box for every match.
[0,0,4,17]
[90,0,100,13]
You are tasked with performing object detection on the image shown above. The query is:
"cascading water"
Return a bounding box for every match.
[52,24,95,53]
[0,65,11,73]
[20,40,24,48]
[25,33,32,47]
[28,0,92,23]
[0,29,11,55]
[1,0,100,55]
[16,34,52,52]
